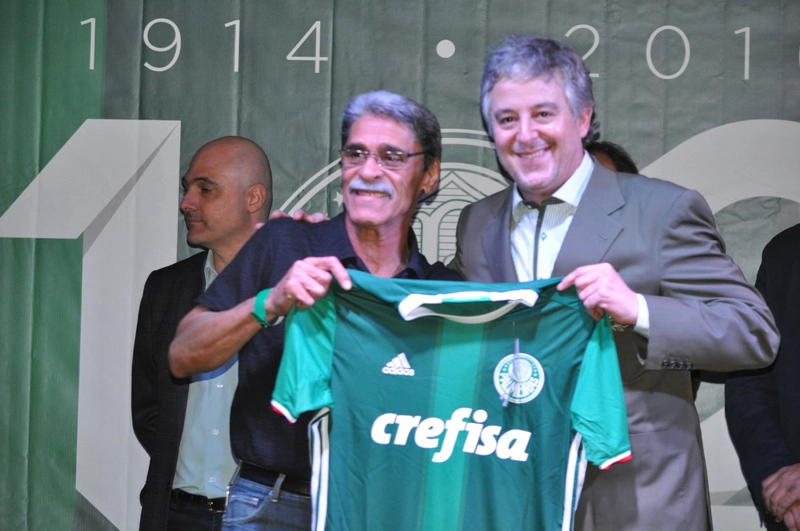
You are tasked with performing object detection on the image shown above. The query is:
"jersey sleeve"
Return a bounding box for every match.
[271,291,337,423]
[571,315,632,469]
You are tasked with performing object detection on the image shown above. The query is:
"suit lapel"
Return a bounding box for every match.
[553,165,625,276]
[482,187,519,282]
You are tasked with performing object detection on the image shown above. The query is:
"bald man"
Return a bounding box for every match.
[131,137,272,531]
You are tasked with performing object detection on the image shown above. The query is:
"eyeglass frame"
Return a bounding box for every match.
[339,147,427,170]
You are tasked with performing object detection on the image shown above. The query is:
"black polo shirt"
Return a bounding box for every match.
[197,212,461,480]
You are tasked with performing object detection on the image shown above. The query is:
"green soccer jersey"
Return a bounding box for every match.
[272,270,630,531]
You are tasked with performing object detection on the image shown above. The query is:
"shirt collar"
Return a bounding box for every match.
[336,212,430,279]
[512,151,594,213]
[400,229,429,279]
[203,249,218,290]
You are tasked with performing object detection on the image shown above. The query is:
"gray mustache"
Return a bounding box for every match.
[347,177,395,198]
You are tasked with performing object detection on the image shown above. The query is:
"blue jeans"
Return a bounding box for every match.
[222,476,312,530]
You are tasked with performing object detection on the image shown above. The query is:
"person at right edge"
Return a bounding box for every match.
[727,224,800,531]
[451,35,779,531]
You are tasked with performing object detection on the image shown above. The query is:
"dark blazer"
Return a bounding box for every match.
[452,163,779,531]
[131,251,206,531]
[726,223,800,530]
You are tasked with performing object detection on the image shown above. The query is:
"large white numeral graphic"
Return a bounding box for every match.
[734,27,750,80]
[0,120,181,531]
[144,18,182,72]
[80,18,96,70]
[565,24,600,78]
[286,21,329,73]
[225,20,241,73]
[642,120,800,212]
[646,25,691,79]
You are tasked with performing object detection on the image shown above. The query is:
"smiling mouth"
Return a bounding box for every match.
[353,189,391,198]
[516,147,548,159]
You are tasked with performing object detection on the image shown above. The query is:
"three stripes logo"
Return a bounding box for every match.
[382,353,415,376]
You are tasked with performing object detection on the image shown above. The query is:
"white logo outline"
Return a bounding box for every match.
[493,352,545,404]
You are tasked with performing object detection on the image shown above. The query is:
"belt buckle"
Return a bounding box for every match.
[207,497,225,513]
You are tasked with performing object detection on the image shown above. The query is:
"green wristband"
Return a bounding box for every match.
[251,289,271,327]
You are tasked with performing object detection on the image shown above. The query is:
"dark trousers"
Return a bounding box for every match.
[167,492,225,531]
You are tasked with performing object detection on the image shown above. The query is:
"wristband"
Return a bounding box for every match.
[251,289,272,327]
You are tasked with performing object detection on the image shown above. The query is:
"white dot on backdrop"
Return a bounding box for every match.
[437,40,455,58]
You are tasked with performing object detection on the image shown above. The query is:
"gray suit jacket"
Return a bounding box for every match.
[452,163,779,531]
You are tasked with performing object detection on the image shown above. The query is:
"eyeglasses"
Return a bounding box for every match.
[339,148,426,170]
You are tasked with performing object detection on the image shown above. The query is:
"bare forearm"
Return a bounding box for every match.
[169,301,261,377]
[169,257,352,378]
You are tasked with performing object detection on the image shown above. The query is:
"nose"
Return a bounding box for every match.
[180,190,195,212]
[517,116,540,143]
[359,153,383,178]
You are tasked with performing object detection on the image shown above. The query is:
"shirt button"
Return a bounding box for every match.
[211,428,220,435]
[540,232,547,240]
[209,477,217,483]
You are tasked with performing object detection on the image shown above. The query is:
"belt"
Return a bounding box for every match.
[170,488,226,513]
[239,462,311,497]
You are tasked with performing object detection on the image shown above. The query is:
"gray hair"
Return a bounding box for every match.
[341,90,441,171]
[480,36,598,145]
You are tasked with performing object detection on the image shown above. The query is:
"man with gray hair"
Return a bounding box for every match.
[169,90,459,530]
[452,35,778,530]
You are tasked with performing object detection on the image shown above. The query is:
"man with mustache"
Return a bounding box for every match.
[132,136,272,530]
[451,35,779,530]
[169,91,460,530]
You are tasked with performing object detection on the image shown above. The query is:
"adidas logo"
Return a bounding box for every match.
[382,353,415,376]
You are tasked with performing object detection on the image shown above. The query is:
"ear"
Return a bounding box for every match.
[577,107,593,138]
[246,184,267,213]
[419,158,441,197]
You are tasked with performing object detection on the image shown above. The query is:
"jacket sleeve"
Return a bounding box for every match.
[131,275,159,456]
[642,189,779,372]
[725,238,795,516]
